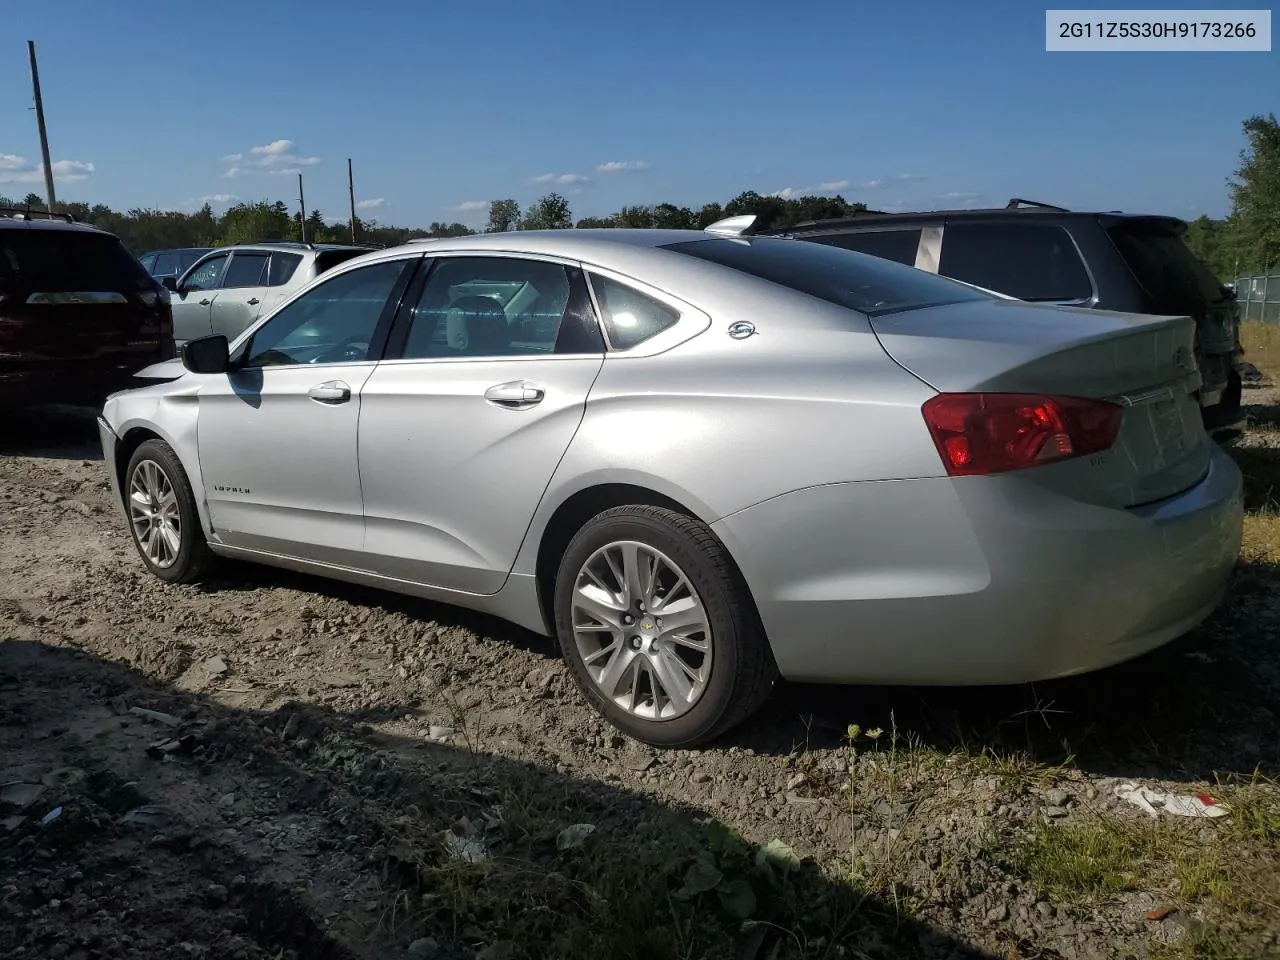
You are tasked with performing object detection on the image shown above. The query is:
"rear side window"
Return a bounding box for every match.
[1108,221,1226,312]
[589,274,680,349]
[223,252,269,289]
[806,228,921,266]
[662,237,987,316]
[938,222,1092,301]
[268,252,303,286]
[0,230,151,293]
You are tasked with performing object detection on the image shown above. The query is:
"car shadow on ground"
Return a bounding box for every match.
[0,405,103,461]
[0,639,1008,960]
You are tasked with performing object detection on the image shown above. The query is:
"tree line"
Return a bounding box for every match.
[4,113,1275,280]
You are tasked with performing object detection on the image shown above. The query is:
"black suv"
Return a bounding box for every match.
[0,210,175,408]
[775,199,1243,433]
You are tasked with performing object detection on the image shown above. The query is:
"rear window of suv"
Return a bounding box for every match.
[937,222,1092,301]
[1,229,151,293]
[1107,219,1227,313]
[661,237,987,316]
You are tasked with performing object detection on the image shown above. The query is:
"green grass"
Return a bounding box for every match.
[1010,819,1149,900]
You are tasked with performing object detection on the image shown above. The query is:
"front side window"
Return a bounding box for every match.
[938,222,1092,301]
[807,228,922,266]
[222,252,269,289]
[400,256,599,359]
[241,259,409,368]
[153,253,182,277]
[589,274,680,349]
[662,237,987,316]
[182,254,228,292]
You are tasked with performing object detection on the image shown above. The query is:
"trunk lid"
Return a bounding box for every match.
[0,227,170,369]
[872,299,1209,507]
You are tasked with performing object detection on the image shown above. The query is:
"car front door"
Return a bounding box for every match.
[210,250,270,341]
[170,252,228,343]
[194,256,418,564]
[357,254,606,595]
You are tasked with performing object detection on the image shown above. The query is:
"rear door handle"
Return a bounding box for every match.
[247,297,260,306]
[308,380,351,404]
[484,380,545,409]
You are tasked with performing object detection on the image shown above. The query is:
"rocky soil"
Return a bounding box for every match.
[2,402,1278,960]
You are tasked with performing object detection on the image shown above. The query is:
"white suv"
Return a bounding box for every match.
[164,242,371,345]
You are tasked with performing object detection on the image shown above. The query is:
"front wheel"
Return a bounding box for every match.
[124,439,214,584]
[553,505,776,748]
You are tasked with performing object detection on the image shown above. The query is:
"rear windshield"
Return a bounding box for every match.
[0,229,152,293]
[661,237,989,316]
[314,248,370,275]
[1108,221,1227,312]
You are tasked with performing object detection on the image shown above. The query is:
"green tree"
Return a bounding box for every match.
[652,203,695,229]
[575,215,616,228]
[520,193,572,230]
[696,202,725,229]
[1227,113,1280,271]
[486,198,521,233]
[615,205,655,228]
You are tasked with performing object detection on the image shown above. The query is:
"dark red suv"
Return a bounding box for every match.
[0,211,175,409]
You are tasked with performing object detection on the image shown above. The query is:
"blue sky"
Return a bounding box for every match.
[2,1,1276,227]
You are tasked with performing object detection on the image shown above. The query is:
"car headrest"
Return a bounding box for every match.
[444,295,510,354]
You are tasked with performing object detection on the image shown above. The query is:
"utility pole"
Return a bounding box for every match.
[347,158,358,244]
[27,41,57,217]
[297,172,308,244]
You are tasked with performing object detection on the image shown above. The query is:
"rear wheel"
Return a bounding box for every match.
[553,505,776,747]
[125,439,214,584]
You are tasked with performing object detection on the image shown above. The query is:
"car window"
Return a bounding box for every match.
[179,251,207,273]
[153,253,182,277]
[240,259,408,368]
[589,274,680,349]
[182,254,229,292]
[268,252,303,286]
[401,256,581,359]
[938,222,1092,302]
[315,249,368,275]
[0,230,152,294]
[222,252,269,289]
[1107,220,1227,313]
[806,228,922,266]
[138,254,157,274]
[662,237,988,316]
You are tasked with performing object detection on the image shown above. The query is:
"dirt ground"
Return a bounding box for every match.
[2,391,1279,960]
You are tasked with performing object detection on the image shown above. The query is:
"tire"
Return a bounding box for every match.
[553,505,777,748]
[124,439,214,584]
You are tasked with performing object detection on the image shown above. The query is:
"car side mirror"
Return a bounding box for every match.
[180,334,230,374]
[161,275,179,293]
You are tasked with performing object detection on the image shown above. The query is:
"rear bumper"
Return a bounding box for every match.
[0,361,159,409]
[713,447,1243,685]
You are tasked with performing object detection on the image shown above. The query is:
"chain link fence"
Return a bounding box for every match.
[1235,273,1280,323]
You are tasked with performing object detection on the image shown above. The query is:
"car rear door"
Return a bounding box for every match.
[170,252,228,344]
[356,253,605,595]
[210,250,270,341]
[0,226,168,370]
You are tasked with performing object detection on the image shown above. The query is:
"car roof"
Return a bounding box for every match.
[402,228,706,257]
[780,199,1185,233]
[217,241,373,254]
[0,214,111,236]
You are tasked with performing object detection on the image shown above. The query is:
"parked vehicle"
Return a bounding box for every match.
[1,209,174,408]
[774,199,1244,434]
[164,241,371,345]
[137,247,213,284]
[97,221,1243,746]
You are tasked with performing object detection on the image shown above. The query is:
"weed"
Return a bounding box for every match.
[1009,819,1147,900]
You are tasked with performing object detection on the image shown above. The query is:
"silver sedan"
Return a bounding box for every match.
[97,220,1244,747]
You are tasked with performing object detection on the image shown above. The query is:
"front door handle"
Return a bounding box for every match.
[308,380,351,405]
[247,297,260,306]
[484,380,545,409]
[199,298,212,306]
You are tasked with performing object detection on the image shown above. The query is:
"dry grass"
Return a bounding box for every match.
[1241,320,1280,376]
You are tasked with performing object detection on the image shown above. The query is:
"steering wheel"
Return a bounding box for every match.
[312,336,370,364]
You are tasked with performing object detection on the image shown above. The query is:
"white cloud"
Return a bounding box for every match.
[597,160,650,173]
[202,193,238,204]
[220,139,320,178]
[768,187,801,200]
[819,180,851,191]
[356,197,387,210]
[453,200,489,212]
[0,154,95,184]
[532,172,590,186]
[268,167,303,177]
[859,173,928,190]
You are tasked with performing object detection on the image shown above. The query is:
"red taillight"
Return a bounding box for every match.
[921,393,1122,477]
